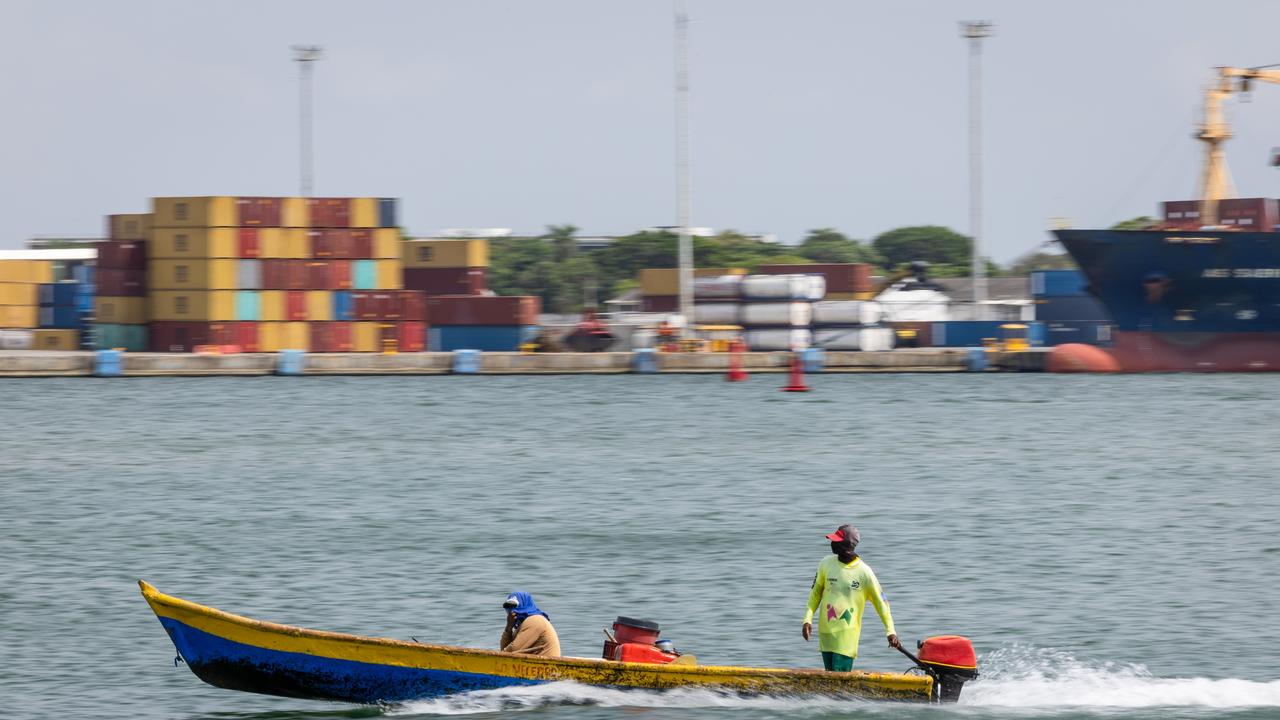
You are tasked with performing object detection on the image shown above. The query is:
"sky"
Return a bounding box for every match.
[4,1,1280,262]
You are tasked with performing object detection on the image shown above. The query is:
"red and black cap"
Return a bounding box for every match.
[825,524,861,545]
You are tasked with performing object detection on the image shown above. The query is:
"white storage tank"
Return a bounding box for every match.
[740,302,812,327]
[693,275,743,299]
[692,303,740,325]
[812,300,884,326]
[802,274,826,300]
[741,274,807,300]
[814,326,896,351]
[745,328,811,351]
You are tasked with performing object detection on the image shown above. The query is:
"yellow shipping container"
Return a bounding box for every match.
[824,291,876,301]
[260,290,286,321]
[149,259,238,290]
[306,290,333,321]
[257,228,286,258]
[0,282,37,306]
[152,196,237,227]
[258,322,281,352]
[640,267,747,295]
[32,329,79,350]
[282,197,308,228]
[0,305,38,327]
[95,296,149,324]
[353,322,380,352]
[375,260,403,289]
[283,228,309,259]
[109,213,153,241]
[350,198,379,228]
[402,239,488,269]
[373,228,400,259]
[149,291,236,321]
[281,321,309,351]
[0,260,54,284]
[149,228,238,259]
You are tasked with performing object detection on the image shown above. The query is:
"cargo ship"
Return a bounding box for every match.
[1049,65,1280,372]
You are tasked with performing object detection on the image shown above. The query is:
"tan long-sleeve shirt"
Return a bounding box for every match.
[500,615,561,657]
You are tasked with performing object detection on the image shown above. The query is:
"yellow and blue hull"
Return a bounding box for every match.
[139,580,933,704]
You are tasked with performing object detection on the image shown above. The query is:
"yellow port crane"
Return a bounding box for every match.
[1198,65,1280,226]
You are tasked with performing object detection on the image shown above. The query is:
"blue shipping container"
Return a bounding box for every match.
[378,198,398,228]
[39,305,85,329]
[1034,295,1110,322]
[332,290,354,320]
[930,321,1046,348]
[1030,269,1087,297]
[235,291,261,321]
[39,282,81,307]
[73,264,94,284]
[1045,321,1113,346]
[427,325,539,352]
[75,285,95,313]
[352,260,377,290]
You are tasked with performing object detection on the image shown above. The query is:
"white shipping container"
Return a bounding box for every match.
[740,302,812,327]
[692,303,740,324]
[812,300,884,326]
[693,275,743,299]
[0,329,34,349]
[744,328,811,351]
[814,326,896,351]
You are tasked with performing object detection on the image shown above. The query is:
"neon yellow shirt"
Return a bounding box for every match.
[803,554,896,658]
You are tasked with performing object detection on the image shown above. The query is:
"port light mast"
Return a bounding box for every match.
[293,45,323,198]
[961,21,992,310]
[674,1,694,338]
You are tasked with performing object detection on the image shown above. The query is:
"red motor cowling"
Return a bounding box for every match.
[614,642,677,664]
[916,635,978,703]
[603,617,662,660]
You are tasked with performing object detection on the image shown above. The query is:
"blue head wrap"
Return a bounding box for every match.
[503,590,549,628]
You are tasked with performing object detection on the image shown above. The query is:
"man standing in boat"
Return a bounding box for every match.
[802,524,901,671]
[500,590,561,657]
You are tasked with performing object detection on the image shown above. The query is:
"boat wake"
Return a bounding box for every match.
[391,645,1280,716]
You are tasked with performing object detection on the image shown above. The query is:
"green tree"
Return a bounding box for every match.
[545,223,579,262]
[1006,250,1077,275]
[872,225,971,270]
[1110,216,1155,230]
[796,228,878,264]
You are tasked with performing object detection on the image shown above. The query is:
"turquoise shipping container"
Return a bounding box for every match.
[332,291,354,321]
[352,260,377,290]
[236,291,261,321]
[427,325,539,352]
[94,323,148,352]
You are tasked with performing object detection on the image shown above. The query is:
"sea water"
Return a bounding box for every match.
[2,374,1278,719]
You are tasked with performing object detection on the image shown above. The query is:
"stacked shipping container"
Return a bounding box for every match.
[0,259,54,349]
[142,196,414,352]
[95,214,151,350]
[425,295,541,351]
[401,239,489,296]
[639,268,748,312]
[1030,269,1112,345]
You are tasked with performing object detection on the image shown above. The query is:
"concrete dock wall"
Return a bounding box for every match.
[0,348,1042,378]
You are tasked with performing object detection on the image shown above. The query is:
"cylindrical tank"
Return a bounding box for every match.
[813,326,896,351]
[692,303,740,324]
[741,274,807,300]
[745,328,811,351]
[693,275,743,299]
[812,300,884,326]
[740,302,812,327]
[802,274,826,301]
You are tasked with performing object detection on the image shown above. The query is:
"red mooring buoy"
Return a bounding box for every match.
[726,339,748,381]
[781,352,811,392]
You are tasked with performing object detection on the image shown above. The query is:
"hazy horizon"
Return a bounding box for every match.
[5,0,1280,262]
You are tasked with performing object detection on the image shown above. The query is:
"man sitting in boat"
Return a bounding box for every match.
[802,524,901,671]
[500,590,561,657]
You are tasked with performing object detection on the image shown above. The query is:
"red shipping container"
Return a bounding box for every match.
[306,259,352,289]
[236,197,283,227]
[285,291,307,321]
[149,321,213,352]
[239,228,261,258]
[641,295,678,312]
[262,260,308,290]
[402,267,488,296]
[350,229,374,259]
[386,321,426,352]
[226,321,260,352]
[97,267,147,296]
[331,259,352,290]
[351,291,377,319]
[400,290,427,322]
[425,295,540,326]
[97,240,148,269]
[306,198,350,228]
[309,229,355,259]
[310,321,354,352]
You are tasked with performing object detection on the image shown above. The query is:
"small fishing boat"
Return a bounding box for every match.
[139,580,976,704]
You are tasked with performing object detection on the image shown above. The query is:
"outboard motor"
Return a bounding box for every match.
[602,617,678,665]
[915,635,978,702]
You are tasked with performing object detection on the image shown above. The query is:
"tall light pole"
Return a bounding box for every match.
[674,1,694,337]
[292,45,323,197]
[961,22,992,309]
